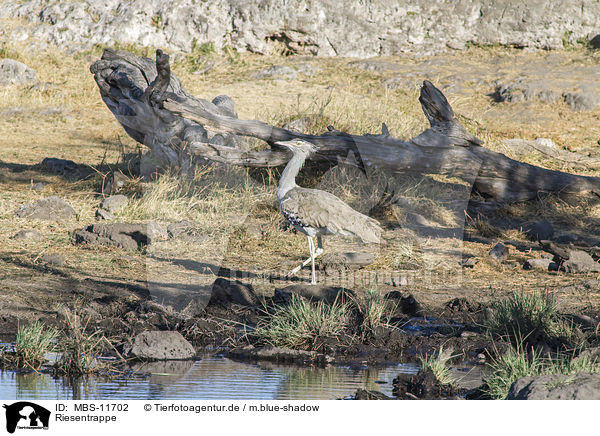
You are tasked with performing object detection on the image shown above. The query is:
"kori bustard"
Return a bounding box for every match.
[276,139,382,284]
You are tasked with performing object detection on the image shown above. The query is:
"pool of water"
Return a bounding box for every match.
[0,354,426,400]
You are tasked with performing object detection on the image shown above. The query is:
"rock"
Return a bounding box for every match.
[211,95,237,118]
[227,345,332,366]
[507,373,600,400]
[252,65,298,80]
[0,59,37,86]
[294,62,320,76]
[72,223,156,251]
[563,250,600,273]
[320,252,374,275]
[393,369,458,399]
[488,243,509,261]
[353,389,392,400]
[5,1,600,58]
[460,256,479,268]
[40,157,78,174]
[15,196,76,221]
[563,91,600,111]
[348,60,398,71]
[125,331,195,360]
[100,194,129,213]
[523,220,554,242]
[11,229,43,241]
[523,258,553,271]
[95,208,115,220]
[41,253,65,266]
[384,291,421,316]
[30,182,45,191]
[445,297,482,313]
[209,278,259,307]
[102,171,130,195]
[590,34,600,49]
[147,221,168,240]
[277,284,354,305]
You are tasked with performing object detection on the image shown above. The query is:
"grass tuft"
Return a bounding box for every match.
[485,291,575,347]
[483,342,600,399]
[254,294,350,352]
[418,345,457,386]
[13,321,59,370]
[55,308,113,376]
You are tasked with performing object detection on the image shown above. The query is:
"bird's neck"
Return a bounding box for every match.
[277,151,306,200]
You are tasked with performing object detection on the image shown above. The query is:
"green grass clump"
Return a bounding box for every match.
[254,295,350,352]
[485,291,574,347]
[483,343,600,399]
[13,321,59,370]
[356,290,397,335]
[418,346,457,386]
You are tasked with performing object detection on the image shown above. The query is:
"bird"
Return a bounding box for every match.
[275,138,383,284]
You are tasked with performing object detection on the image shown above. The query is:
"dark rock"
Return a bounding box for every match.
[563,250,600,273]
[523,258,553,271]
[11,229,43,241]
[278,284,354,305]
[95,208,115,220]
[100,194,129,213]
[523,220,554,242]
[0,59,37,85]
[385,291,421,316]
[590,34,600,49]
[507,373,600,400]
[392,369,458,399]
[445,297,481,313]
[353,389,392,400]
[124,330,195,360]
[40,157,78,174]
[488,243,508,261]
[41,253,65,266]
[15,196,76,221]
[209,278,259,307]
[72,223,156,250]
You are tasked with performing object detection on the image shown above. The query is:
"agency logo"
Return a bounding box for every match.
[3,402,50,434]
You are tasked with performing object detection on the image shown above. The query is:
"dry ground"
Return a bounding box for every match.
[1,40,600,333]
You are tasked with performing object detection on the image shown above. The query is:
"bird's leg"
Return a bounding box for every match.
[315,235,324,257]
[288,236,323,277]
[309,236,316,285]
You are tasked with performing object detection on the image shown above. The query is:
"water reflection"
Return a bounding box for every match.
[0,355,421,400]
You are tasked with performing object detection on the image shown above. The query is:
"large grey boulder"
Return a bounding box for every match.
[563,250,600,273]
[15,196,76,221]
[100,194,129,213]
[0,59,37,86]
[3,1,600,57]
[507,373,600,400]
[125,330,195,360]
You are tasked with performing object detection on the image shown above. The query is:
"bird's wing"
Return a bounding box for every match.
[281,187,382,243]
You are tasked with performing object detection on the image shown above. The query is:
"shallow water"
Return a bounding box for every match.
[0,354,425,400]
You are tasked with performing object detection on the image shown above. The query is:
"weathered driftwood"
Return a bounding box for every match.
[90,49,600,203]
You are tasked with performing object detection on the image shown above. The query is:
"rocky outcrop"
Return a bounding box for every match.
[2,1,600,58]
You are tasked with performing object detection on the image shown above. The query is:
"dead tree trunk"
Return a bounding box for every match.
[90,49,600,203]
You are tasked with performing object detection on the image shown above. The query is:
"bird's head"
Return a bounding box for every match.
[275,139,319,155]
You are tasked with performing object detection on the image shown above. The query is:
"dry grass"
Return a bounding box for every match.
[0,40,599,316]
